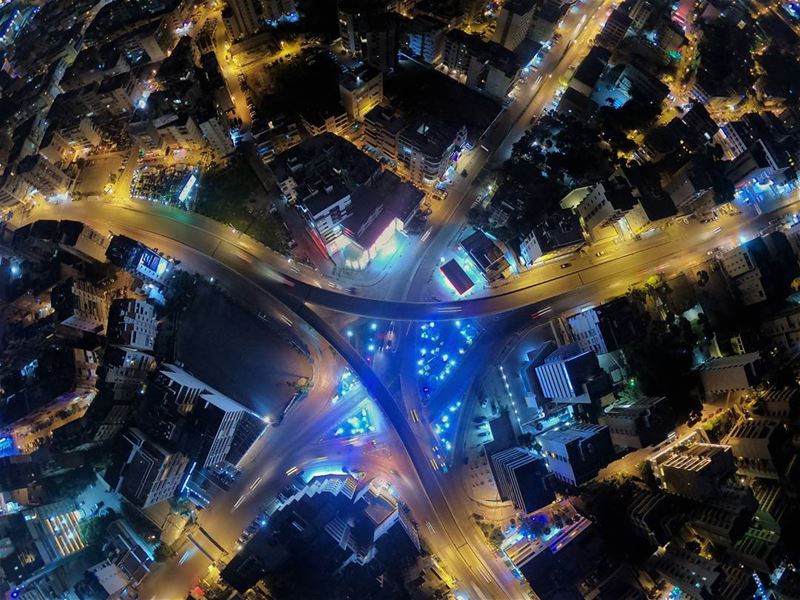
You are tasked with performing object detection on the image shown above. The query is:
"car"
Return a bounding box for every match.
[473,416,486,423]
[477,431,490,438]
[595,250,605,257]
[461,170,468,177]
[560,262,571,269]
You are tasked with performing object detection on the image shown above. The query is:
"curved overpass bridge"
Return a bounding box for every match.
[15,202,577,320]
[15,194,779,321]
[10,210,517,596]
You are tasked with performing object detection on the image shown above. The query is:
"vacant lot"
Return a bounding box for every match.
[195,157,287,251]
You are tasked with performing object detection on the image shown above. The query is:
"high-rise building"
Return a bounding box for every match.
[106,299,158,352]
[539,424,614,486]
[699,353,762,394]
[338,0,395,68]
[490,447,554,513]
[223,0,265,40]
[50,278,109,334]
[622,0,653,30]
[442,29,521,100]
[364,103,464,187]
[110,428,190,508]
[575,174,638,237]
[405,15,447,65]
[148,365,250,468]
[269,133,381,247]
[260,475,420,572]
[492,0,535,51]
[595,8,631,51]
[339,65,384,121]
[363,12,399,71]
[600,396,675,450]
[627,487,684,548]
[90,347,157,442]
[0,171,32,207]
[363,66,501,186]
[16,154,71,198]
[724,417,788,480]
[264,0,297,21]
[60,118,103,153]
[534,344,612,404]
[651,543,755,600]
[566,298,639,355]
[653,443,735,500]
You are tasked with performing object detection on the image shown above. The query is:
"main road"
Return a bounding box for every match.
[23,188,800,321]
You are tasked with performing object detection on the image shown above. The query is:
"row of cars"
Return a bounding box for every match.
[237,511,268,547]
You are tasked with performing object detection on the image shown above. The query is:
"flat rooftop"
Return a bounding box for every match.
[383,62,502,142]
[270,133,379,186]
[440,259,474,295]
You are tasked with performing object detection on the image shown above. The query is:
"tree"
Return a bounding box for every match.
[41,466,97,501]
[624,314,701,419]
[518,432,535,448]
[467,205,489,230]
[79,510,118,546]
[154,542,173,562]
[163,270,197,317]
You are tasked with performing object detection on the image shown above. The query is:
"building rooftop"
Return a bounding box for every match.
[270,132,379,187]
[539,423,607,446]
[381,63,502,143]
[446,29,520,77]
[343,170,423,249]
[439,259,474,295]
[503,0,536,15]
[700,352,761,373]
[461,229,509,274]
[725,417,780,441]
[339,64,382,92]
[160,364,249,415]
[528,210,584,253]
[572,46,610,89]
[604,395,668,417]
[543,342,587,364]
[661,443,731,472]
[408,14,448,33]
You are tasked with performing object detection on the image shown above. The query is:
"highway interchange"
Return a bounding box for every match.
[14,0,800,597]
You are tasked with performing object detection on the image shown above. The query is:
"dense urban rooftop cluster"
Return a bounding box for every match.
[2,0,800,598]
